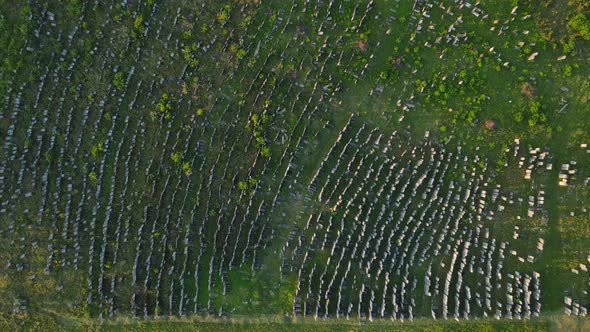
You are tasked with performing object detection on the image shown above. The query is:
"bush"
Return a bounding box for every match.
[113,72,125,91]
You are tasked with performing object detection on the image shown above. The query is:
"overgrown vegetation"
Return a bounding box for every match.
[0,0,588,329]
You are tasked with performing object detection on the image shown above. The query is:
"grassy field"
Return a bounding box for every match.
[0,310,578,332]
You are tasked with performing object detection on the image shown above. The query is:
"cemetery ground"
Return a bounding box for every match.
[0,0,589,330]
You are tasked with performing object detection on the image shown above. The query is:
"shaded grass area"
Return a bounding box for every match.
[0,311,566,332]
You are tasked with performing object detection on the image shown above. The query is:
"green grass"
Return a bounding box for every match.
[0,310,567,332]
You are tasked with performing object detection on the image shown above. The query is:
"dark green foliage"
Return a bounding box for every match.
[66,0,82,16]
[0,0,589,328]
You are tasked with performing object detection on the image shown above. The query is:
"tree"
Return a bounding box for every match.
[88,171,98,186]
[171,151,182,164]
[254,136,265,148]
[156,93,174,120]
[134,15,145,34]
[238,181,248,190]
[182,162,192,176]
[261,146,271,157]
[91,142,104,158]
[217,8,229,25]
[251,114,260,127]
[569,13,590,41]
[248,177,257,187]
